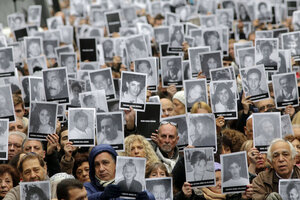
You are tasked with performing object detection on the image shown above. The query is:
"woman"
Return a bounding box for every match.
[122,135,160,168]
[187,85,206,110]
[0,164,19,200]
[238,3,251,21]
[213,83,236,112]
[170,26,184,47]
[146,162,170,178]
[73,154,90,183]
[25,185,48,200]
[284,135,300,166]
[222,161,249,187]
[286,182,300,200]
[173,91,186,115]
[31,105,55,134]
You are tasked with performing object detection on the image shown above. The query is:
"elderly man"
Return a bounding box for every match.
[252,138,300,200]
[57,179,88,200]
[84,144,154,200]
[244,115,253,140]
[7,131,26,161]
[160,98,175,118]
[3,153,48,199]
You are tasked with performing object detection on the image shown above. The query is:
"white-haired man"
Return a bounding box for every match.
[253,138,300,200]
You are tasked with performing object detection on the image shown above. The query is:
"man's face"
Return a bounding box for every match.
[207,57,217,69]
[28,42,41,57]
[123,165,136,180]
[8,135,23,160]
[262,120,274,135]
[168,60,178,74]
[94,152,116,181]
[247,72,260,91]
[256,98,275,112]
[271,141,294,179]
[157,124,179,154]
[72,86,81,98]
[23,140,45,158]
[21,158,46,182]
[9,118,25,133]
[67,187,88,200]
[100,118,114,136]
[218,88,229,105]
[207,35,219,50]
[93,74,108,90]
[0,52,9,68]
[46,71,64,97]
[152,185,167,200]
[76,116,88,131]
[244,56,254,68]
[126,81,141,96]
[245,118,253,140]
[138,62,151,75]
[280,78,289,91]
[161,99,175,118]
[85,96,96,108]
[60,131,68,149]
[228,162,241,179]
[261,45,272,59]
[65,56,75,71]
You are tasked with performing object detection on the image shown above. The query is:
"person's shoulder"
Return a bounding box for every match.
[3,185,20,200]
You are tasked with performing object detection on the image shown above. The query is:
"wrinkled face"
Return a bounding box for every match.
[21,158,46,182]
[261,45,272,59]
[148,167,167,178]
[123,165,136,180]
[9,118,25,133]
[46,71,64,97]
[0,172,13,198]
[23,140,45,158]
[271,141,294,179]
[218,88,229,105]
[161,99,175,118]
[93,75,108,90]
[28,42,41,57]
[228,162,241,179]
[247,72,260,91]
[207,57,217,69]
[152,185,167,200]
[208,171,221,194]
[0,52,9,68]
[280,78,288,91]
[8,135,23,160]
[39,109,50,125]
[126,81,141,96]
[262,120,274,134]
[157,124,179,154]
[76,116,88,131]
[76,161,90,183]
[289,188,299,200]
[244,56,254,68]
[130,140,146,158]
[193,159,206,174]
[100,118,114,136]
[94,152,116,181]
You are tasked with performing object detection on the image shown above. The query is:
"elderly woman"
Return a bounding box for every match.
[0,164,19,199]
[121,134,160,167]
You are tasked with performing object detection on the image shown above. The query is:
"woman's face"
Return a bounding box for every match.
[193,159,206,174]
[123,166,136,181]
[0,172,13,198]
[228,162,241,179]
[207,57,218,69]
[175,30,182,41]
[76,161,90,183]
[207,34,219,50]
[244,56,254,68]
[218,88,229,105]
[130,140,146,158]
[149,167,167,178]
[208,171,221,194]
[289,188,299,200]
[30,193,40,200]
[39,109,50,125]
[188,85,202,101]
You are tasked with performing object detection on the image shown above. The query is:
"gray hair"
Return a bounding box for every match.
[9,131,26,141]
[267,138,298,162]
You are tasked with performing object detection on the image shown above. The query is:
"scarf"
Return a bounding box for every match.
[156,148,179,173]
[201,188,226,200]
[95,175,115,187]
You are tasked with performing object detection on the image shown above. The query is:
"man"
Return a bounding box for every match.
[255,98,275,112]
[57,178,88,200]
[82,94,105,113]
[277,76,297,102]
[27,39,41,58]
[7,131,26,161]
[97,115,122,145]
[9,117,26,134]
[244,115,253,140]
[256,41,277,68]
[163,59,182,84]
[69,111,93,140]
[45,70,68,100]
[62,55,76,73]
[122,76,144,104]
[90,73,114,96]
[70,82,82,107]
[3,153,48,199]
[160,98,175,118]
[255,117,279,146]
[154,122,180,173]
[0,50,13,73]
[246,68,267,96]
[103,40,114,61]
[253,138,300,199]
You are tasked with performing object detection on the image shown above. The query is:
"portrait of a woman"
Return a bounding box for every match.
[170,26,184,47]
[286,182,300,200]
[212,83,236,112]
[30,104,55,134]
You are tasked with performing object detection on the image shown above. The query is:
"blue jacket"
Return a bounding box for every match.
[84,144,155,200]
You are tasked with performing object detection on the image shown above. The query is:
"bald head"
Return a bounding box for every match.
[160,98,175,118]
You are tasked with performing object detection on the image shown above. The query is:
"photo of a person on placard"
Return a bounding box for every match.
[146,179,171,200]
[122,73,145,104]
[170,26,184,47]
[30,104,56,135]
[212,83,236,112]
[257,2,271,21]
[135,60,156,86]
[188,151,214,181]
[44,69,68,100]
[256,41,277,68]
[187,83,207,108]
[276,75,297,102]
[69,110,94,140]
[126,38,148,62]
[26,38,42,58]
[163,58,182,85]
[245,68,267,96]
[118,159,142,193]
[203,31,221,51]
[0,49,14,73]
[286,182,300,200]
[24,185,49,200]
[90,71,114,96]
[70,81,82,107]
[241,54,255,68]
[0,90,13,117]
[255,116,279,146]
[238,3,251,21]
[97,114,123,144]
[223,160,249,187]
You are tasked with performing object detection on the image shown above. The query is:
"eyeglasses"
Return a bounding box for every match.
[258,104,275,112]
[160,121,178,128]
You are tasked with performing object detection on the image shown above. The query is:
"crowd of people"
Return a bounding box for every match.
[1,0,300,200]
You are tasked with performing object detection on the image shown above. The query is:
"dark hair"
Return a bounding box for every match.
[71,82,82,92]
[145,162,170,178]
[57,179,84,200]
[286,182,299,200]
[213,83,235,110]
[31,104,55,132]
[136,60,152,74]
[25,185,48,200]
[259,41,273,52]
[258,2,267,10]
[203,31,219,44]
[122,73,145,92]
[170,26,183,44]
[0,164,20,187]
[247,68,262,80]
[73,111,88,123]
[18,153,45,174]
[82,94,95,105]
[72,154,89,179]
[190,151,207,166]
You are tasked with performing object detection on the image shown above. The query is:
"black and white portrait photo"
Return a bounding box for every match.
[0,85,15,121]
[0,119,8,160]
[255,38,279,71]
[199,51,222,80]
[281,32,300,59]
[46,16,64,30]
[188,46,210,77]
[43,68,70,104]
[237,2,251,22]
[89,68,115,100]
[216,9,233,32]
[28,102,57,140]
[150,1,162,17]
[210,80,237,119]
[60,53,77,74]
[122,6,137,25]
[43,39,59,59]
[255,0,272,22]
[21,77,30,108]
[240,65,269,101]
[20,181,51,200]
[77,70,91,91]
[70,0,87,17]
[60,25,73,45]
[198,0,216,15]
[68,108,95,146]
[210,67,235,82]
[115,156,146,198]
[187,113,217,150]
[90,8,105,27]
[221,152,249,193]
[27,5,42,26]
[68,79,85,107]
[272,72,299,108]
[237,47,255,68]
[277,50,292,74]
[137,23,153,38]
[165,13,179,26]
[161,56,183,87]
[234,41,253,66]
[182,60,192,80]
[102,38,115,62]
[146,177,173,200]
[7,13,25,31]
[184,79,208,112]
[169,24,184,51]
[79,62,99,70]
[134,57,158,91]
[190,29,203,47]
[125,35,148,62]
[29,77,46,102]
[26,25,38,37]
[175,5,189,22]
[293,10,300,31]
[27,55,47,75]
[105,11,122,35]
[256,30,273,39]
[202,28,223,52]
[253,112,281,152]
[184,148,215,187]
[200,15,217,28]
[24,37,43,59]
[96,112,124,150]
[0,47,15,77]
[279,179,300,200]
[281,114,294,137]
[120,71,147,111]
[79,90,108,113]
[154,26,169,45]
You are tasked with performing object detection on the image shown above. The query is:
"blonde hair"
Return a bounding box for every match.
[240,140,253,152]
[190,101,212,113]
[122,134,160,165]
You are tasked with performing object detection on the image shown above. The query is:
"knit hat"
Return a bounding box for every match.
[214,162,221,171]
[173,91,185,105]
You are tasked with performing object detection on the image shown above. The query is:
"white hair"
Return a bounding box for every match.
[9,131,26,141]
[267,138,298,162]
